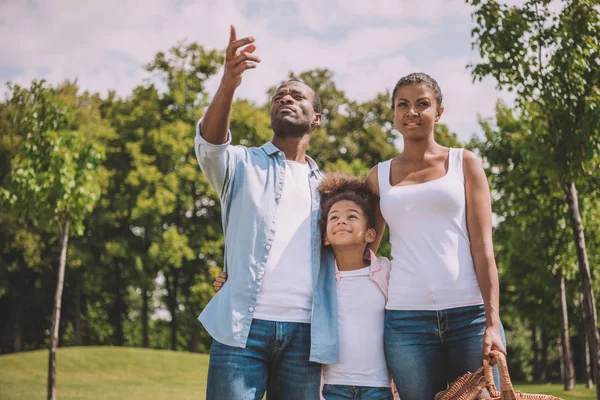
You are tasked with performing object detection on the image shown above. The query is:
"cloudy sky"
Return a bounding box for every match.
[0,0,513,141]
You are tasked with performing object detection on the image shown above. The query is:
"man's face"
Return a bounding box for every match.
[270,81,321,137]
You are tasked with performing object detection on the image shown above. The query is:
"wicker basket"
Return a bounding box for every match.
[435,350,563,400]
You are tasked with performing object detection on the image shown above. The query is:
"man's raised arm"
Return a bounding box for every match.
[200,25,261,144]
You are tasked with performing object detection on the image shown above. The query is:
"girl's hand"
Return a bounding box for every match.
[483,324,506,366]
[213,271,228,292]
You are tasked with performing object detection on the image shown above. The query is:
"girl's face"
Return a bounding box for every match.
[393,84,444,141]
[324,200,375,248]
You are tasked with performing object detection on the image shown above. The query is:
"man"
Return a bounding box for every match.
[195,25,337,400]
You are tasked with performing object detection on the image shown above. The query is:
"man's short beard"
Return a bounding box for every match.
[271,117,311,138]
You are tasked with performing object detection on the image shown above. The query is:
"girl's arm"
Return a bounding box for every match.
[463,150,506,363]
[366,165,387,255]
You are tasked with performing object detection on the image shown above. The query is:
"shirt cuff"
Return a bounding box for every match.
[195,118,232,159]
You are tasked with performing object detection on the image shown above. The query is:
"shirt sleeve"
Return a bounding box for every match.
[194,119,246,199]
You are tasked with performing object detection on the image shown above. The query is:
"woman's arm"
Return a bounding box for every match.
[366,166,387,255]
[463,150,507,362]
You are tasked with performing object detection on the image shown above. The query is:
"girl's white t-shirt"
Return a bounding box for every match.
[323,266,390,388]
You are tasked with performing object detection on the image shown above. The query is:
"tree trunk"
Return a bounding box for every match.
[586,326,596,388]
[189,324,199,353]
[165,271,178,351]
[532,324,541,381]
[74,270,82,346]
[142,288,150,348]
[562,180,600,399]
[13,319,22,353]
[540,328,550,381]
[559,273,575,391]
[111,264,126,346]
[47,216,70,400]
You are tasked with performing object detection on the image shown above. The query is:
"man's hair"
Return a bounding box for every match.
[391,72,443,110]
[318,173,377,235]
[277,78,323,114]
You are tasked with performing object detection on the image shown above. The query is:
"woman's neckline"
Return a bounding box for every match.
[388,148,452,189]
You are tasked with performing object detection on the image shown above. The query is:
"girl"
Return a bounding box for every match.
[365,72,506,400]
[318,173,398,400]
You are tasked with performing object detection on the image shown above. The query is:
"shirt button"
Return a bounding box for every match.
[258,274,263,280]
[278,152,283,157]
[266,244,271,250]
[249,307,254,312]
[276,194,281,201]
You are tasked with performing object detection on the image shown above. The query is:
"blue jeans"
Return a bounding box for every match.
[206,318,321,400]
[322,384,394,400]
[384,305,505,400]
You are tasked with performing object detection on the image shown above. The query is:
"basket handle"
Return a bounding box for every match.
[484,350,517,399]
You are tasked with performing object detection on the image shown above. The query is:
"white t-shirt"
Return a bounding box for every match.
[323,266,390,387]
[253,161,313,323]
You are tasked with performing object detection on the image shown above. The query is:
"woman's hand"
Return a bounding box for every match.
[482,324,506,366]
[213,271,228,292]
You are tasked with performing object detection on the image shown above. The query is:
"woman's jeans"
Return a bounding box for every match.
[206,318,321,400]
[384,304,505,400]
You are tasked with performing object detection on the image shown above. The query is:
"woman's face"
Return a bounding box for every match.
[393,84,443,141]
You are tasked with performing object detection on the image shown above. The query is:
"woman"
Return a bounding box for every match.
[365,72,506,400]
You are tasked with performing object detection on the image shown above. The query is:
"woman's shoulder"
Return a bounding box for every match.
[366,165,380,195]
[459,149,484,172]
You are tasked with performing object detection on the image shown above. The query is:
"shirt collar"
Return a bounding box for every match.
[335,250,380,282]
[261,142,320,173]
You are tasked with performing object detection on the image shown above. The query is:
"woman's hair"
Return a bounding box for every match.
[318,173,378,235]
[391,72,443,110]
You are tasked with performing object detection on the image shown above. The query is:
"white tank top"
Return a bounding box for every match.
[379,148,484,310]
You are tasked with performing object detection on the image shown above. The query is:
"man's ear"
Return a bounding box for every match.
[365,228,376,244]
[323,234,330,246]
[435,106,445,122]
[312,113,322,127]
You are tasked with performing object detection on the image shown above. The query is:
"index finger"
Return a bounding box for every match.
[229,25,237,44]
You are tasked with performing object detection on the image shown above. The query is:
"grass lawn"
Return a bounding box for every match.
[0,346,209,400]
[0,346,597,399]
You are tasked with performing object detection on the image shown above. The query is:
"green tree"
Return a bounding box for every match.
[119,42,224,351]
[1,80,105,400]
[468,1,600,395]
[472,101,578,386]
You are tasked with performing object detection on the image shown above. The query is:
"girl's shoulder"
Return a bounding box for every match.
[375,256,391,269]
[370,254,391,276]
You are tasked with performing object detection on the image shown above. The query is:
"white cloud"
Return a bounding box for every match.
[0,0,510,139]
[296,0,470,32]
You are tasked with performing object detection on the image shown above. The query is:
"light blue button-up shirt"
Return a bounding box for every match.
[194,121,338,364]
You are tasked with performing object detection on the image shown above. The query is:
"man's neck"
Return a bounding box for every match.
[271,133,310,163]
[332,246,369,271]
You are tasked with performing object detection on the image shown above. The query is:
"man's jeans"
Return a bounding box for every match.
[322,384,394,400]
[384,305,505,400]
[206,318,321,400]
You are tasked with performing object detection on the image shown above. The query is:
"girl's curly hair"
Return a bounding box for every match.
[318,173,378,235]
